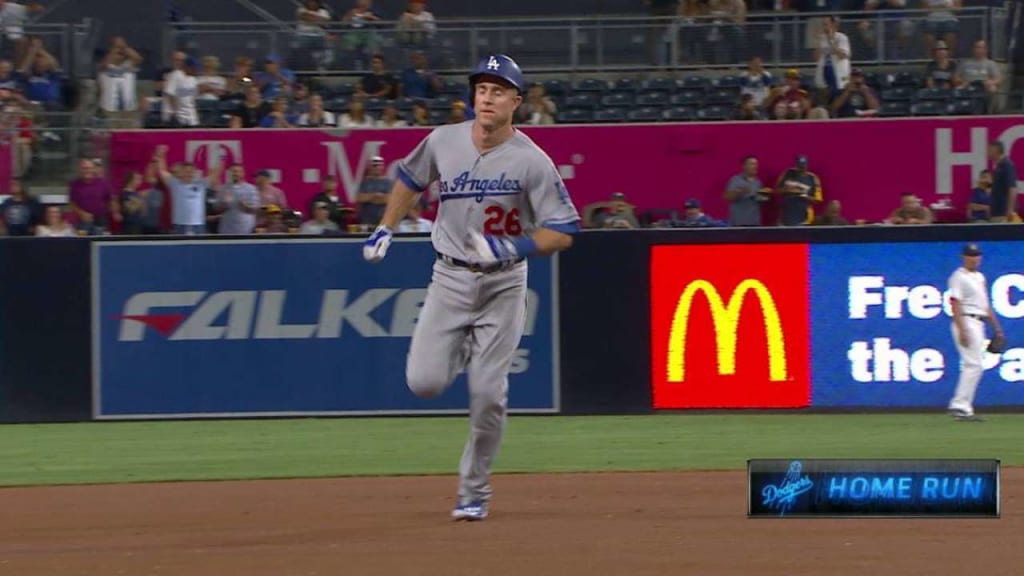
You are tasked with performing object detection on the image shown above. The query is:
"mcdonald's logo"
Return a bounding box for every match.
[650,244,811,409]
[667,279,787,383]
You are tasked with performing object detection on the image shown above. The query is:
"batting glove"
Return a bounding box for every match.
[469,230,536,265]
[363,225,393,263]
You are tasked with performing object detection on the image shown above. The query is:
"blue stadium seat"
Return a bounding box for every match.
[670,91,703,106]
[917,88,952,101]
[641,77,679,92]
[612,78,638,93]
[911,101,946,116]
[326,97,349,113]
[799,74,815,90]
[600,92,635,107]
[364,97,387,112]
[396,97,418,111]
[892,72,921,87]
[715,75,742,88]
[594,108,626,123]
[573,78,608,93]
[558,109,595,124]
[636,91,669,106]
[143,111,164,128]
[218,100,241,114]
[441,80,468,95]
[627,107,661,122]
[197,99,219,113]
[333,83,357,96]
[882,87,913,101]
[879,101,911,117]
[863,72,884,90]
[663,106,697,121]
[698,106,731,121]
[429,109,448,125]
[146,100,161,114]
[542,79,568,96]
[565,93,598,109]
[433,95,455,109]
[682,75,710,90]
[705,88,739,105]
[949,99,984,115]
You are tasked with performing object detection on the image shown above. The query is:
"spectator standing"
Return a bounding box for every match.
[259,96,297,128]
[212,163,260,235]
[740,56,773,108]
[376,104,407,127]
[830,68,879,118]
[294,0,332,71]
[19,37,63,109]
[307,174,353,227]
[341,0,382,67]
[196,56,227,101]
[988,140,1018,223]
[704,0,746,65]
[98,36,143,123]
[254,170,289,225]
[35,205,75,237]
[885,193,934,224]
[119,169,164,235]
[517,83,557,125]
[724,156,769,226]
[298,93,337,126]
[0,1,43,64]
[357,155,392,224]
[396,201,432,233]
[399,51,441,99]
[925,40,960,89]
[339,99,374,128]
[644,0,679,65]
[68,158,116,235]
[811,199,850,225]
[255,54,295,100]
[923,0,960,55]
[153,145,208,235]
[959,40,1001,112]
[774,154,823,226]
[967,169,991,223]
[0,178,39,235]
[161,52,199,127]
[814,15,850,102]
[397,0,437,48]
[300,201,341,234]
[230,84,270,128]
[357,54,398,99]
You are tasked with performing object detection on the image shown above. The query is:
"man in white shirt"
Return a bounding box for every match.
[161,52,199,127]
[814,16,850,103]
[947,243,1003,422]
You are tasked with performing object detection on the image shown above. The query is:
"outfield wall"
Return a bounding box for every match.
[4,226,1024,422]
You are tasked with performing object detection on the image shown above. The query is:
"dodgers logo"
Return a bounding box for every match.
[439,170,523,202]
[761,461,814,517]
[487,56,501,70]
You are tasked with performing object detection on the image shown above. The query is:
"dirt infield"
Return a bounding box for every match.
[0,470,1019,576]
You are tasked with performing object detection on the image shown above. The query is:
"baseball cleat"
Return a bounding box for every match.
[955,413,985,422]
[452,501,488,521]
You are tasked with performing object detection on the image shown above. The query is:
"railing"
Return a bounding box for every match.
[0,21,98,79]
[162,7,1007,75]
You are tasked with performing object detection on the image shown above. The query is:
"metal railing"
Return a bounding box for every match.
[161,7,1007,75]
[0,21,99,79]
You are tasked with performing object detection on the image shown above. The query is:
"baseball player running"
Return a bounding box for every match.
[947,243,1003,422]
[363,54,580,521]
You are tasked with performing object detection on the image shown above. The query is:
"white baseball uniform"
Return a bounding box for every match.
[948,266,990,416]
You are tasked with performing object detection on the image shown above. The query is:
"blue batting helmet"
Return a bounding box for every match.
[468,54,525,95]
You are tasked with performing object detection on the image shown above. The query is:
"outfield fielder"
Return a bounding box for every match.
[948,243,1003,422]
[363,54,580,521]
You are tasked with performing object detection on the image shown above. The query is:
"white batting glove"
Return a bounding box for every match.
[468,230,519,265]
[363,225,393,263]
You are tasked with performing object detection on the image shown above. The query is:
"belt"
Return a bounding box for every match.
[436,252,524,274]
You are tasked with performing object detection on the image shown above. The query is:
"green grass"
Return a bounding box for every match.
[2,414,1023,487]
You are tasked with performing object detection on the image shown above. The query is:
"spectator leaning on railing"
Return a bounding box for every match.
[0,0,43,64]
[397,0,436,49]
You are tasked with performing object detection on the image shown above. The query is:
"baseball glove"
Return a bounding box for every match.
[987,333,1007,354]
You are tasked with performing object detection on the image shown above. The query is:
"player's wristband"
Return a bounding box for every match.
[510,236,539,258]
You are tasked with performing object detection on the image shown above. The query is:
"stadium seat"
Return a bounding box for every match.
[911,101,946,116]
[892,72,920,87]
[698,106,731,121]
[881,87,913,101]
[143,111,164,128]
[670,91,703,106]
[594,108,626,123]
[612,78,638,93]
[917,88,952,101]
[573,78,608,93]
[333,83,357,96]
[326,97,349,113]
[641,77,678,92]
[636,91,669,106]
[433,95,455,109]
[662,106,697,121]
[557,108,595,124]
[542,79,568,96]
[682,75,710,90]
[441,80,468,95]
[705,88,739,105]
[799,74,815,90]
[197,99,219,113]
[218,100,242,114]
[600,92,635,107]
[640,208,678,227]
[429,109,448,125]
[879,101,911,117]
[627,107,661,122]
[715,75,742,88]
[396,97,418,112]
[949,99,984,115]
[565,93,599,109]
[863,72,884,90]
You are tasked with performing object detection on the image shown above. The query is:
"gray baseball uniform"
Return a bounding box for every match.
[397,120,578,506]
